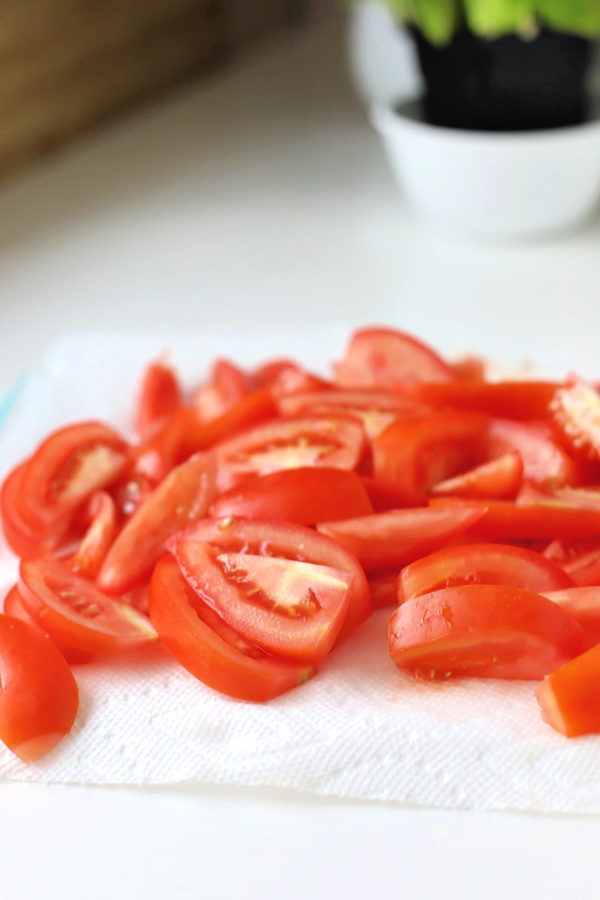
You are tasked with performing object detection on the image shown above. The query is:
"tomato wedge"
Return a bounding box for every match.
[542,587,600,646]
[1,461,49,557]
[70,491,118,580]
[0,614,79,762]
[549,375,600,463]
[373,412,487,505]
[335,327,455,387]
[536,642,600,737]
[135,360,182,439]
[19,556,157,654]
[389,585,587,680]
[317,505,485,571]
[149,555,315,701]
[98,452,217,595]
[167,516,370,643]
[175,542,352,665]
[210,467,373,525]
[405,381,559,421]
[3,585,92,666]
[193,359,253,423]
[398,543,573,604]
[484,419,579,489]
[430,451,523,500]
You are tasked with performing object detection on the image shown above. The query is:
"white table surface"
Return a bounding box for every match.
[1,15,600,899]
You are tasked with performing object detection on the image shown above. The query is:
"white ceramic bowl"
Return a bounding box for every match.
[372,100,600,238]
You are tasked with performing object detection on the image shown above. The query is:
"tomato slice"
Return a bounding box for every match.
[135,360,182,440]
[335,327,455,387]
[549,375,600,463]
[166,517,370,642]
[542,587,600,646]
[372,412,487,505]
[175,542,352,665]
[405,381,559,421]
[3,585,92,666]
[0,613,79,762]
[484,419,578,489]
[19,556,157,654]
[1,461,50,557]
[389,584,587,680]
[98,452,217,595]
[215,416,366,492]
[210,467,373,525]
[193,359,253,423]
[317,505,485,571]
[367,569,400,609]
[536,642,600,737]
[451,356,486,382]
[429,451,523,500]
[70,491,118,580]
[398,543,573,604]
[149,555,315,701]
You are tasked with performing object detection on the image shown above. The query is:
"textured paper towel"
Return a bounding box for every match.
[0,329,599,813]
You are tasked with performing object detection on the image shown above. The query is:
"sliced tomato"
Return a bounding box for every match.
[359,476,415,513]
[372,411,487,505]
[405,381,558,420]
[536,641,600,736]
[367,569,401,609]
[317,505,485,571]
[389,584,587,680]
[70,491,118,580]
[483,418,579,488]
[215,416,366,492]
[175,542,351,665]
[98,452,217,595]
[19,556,157,654]
[1,461,49,557]
[335,327,455,387]
[430,451,523,500]
[167,517,370,643]
[135,360,182,439]
[398,543,573,604]
[542,587,600,646]
[210,467,373,525]
[149,555,315,701]
[0,613,79,762]
[3,585,92,666]
[549,375,600,463]
[451,356,486,382]
[193,359,253,423]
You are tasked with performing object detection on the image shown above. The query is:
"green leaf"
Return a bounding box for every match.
[462,0,535,35]
[411,0,461,44]
[535,0,600,36]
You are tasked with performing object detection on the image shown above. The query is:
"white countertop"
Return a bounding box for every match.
[1,15,600,899]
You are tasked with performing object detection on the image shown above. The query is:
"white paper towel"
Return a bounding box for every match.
[0,329,598,814]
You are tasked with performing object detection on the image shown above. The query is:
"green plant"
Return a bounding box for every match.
[346,0,600,44]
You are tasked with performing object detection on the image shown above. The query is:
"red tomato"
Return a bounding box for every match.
[210,467,373,525]
[359,476,415,513]
[19,556,157,654]
[406,381,559,420]
[1,461,49,557]
[398,543,573,604]
[451,357,486,382]
[484,419,579,488]
[389,585,587,680]
[317,505,485,571]
[193,359,253,423]
[149,555,315,702]
[166,516,371,643]
[98,452,217,595]
[135,360,182,439]
[70,491,118,580]
[174,541,352,665]
[372,411,487,505]
[367,569,400,609]
[0,613,79,762]
[549,375,600,463]
[334,327,455,387]
[215,416,366,492]
[542,587,600,646]
[536,642,600,737]
[430,451,523,500]
[3,585,92,666]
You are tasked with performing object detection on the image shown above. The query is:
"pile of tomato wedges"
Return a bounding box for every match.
[4,327,600,763]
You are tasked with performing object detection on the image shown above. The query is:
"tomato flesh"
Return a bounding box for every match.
[550,376,600,463]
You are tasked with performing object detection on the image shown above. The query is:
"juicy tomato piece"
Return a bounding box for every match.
[175,542,352,665]
[372,412,487,505]
[536,642,600,737]
[0,614,79,762]
[367,569,401,609]
[3,585,92,665]
[17,422,129,537]
[215,416,366,492]
[135,360,182,440]
[430,451,524,500]
[389,585,587,680]
[550,375,600,463]
[210,467,373,525]
[70,491,118,580]
[193,359,253,424]
[317,505,485,571]
[543,587,600,646]
[19,556,157,654]
[149,555,315,702]
[405,381,558,421]
[451,356,486,382]
[398,543,573,604]
[1,461,49,557]
[98,452,217,595]
[334,327,455,388]
[167,517,370,643]
[483,419,579,489]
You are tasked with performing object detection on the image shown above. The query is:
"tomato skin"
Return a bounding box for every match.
[210,467,373,525]
[1,462,49,558]
[318,505,486,572]
[149,556,315,702]
[536,642,600,737]
[406,381,559,420]
[3,585,92,666]
[389,584,588,680]
[166,516,371,643]
[98,452,217,595]
[135,361,182,440]
[373,412,487,505]
[399,543,573,604]
[484,419,579,489]
[0,613,79,762]
[335,327,455,387]
[430,451,523,501]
